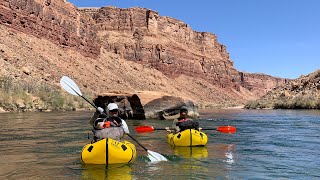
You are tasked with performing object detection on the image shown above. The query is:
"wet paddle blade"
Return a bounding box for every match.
[60,76,82,96]
[216,126,236,134]
[147,150,167,162]
[135,126,155,133]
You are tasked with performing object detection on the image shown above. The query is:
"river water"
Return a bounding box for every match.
[0,109,319,179]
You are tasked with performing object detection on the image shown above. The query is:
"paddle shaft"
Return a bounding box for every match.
[126,133,148,151]
[153,128,216,131]
[81,95,98,109]
[77,94,108,116]
[136,125,236,134]
[126,134,165,161]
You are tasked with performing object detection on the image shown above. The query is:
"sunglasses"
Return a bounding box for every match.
[109,109,118,113]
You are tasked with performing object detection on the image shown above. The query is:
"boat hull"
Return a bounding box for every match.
[166,129,208,146]
[81,138,136,164]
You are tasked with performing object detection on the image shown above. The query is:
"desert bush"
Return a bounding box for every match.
[273,95,319,109]
[0,75,92,111]
[244,100,271,109]
[0,76,14,91]
[244,100,260,109]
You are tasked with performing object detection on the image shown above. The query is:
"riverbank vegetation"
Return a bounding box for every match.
[0,76,91,112]
[245,95,320,109]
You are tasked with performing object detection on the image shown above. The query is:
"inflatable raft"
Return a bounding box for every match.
[166,129,208,146]
[81,138,136,164]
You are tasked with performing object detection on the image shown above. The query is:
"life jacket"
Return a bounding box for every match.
[93,117,122,130]
[93,127,125,142]
[176,118,199,131]
[92,117,124,142]
[178,118,190,123]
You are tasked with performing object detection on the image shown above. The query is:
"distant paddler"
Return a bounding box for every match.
[165,106,202,134]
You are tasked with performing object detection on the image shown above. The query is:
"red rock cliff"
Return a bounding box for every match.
[0,2,287,107]
[81,7,241,89]
[0,0,100,57]
[239,72,288,97]
[81,7,287,94]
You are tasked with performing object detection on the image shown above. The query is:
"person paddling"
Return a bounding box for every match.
[89,103,130,142]
[165,106,201,133]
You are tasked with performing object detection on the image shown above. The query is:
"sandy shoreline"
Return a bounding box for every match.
[221,105,245,109]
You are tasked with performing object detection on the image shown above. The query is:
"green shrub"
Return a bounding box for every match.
[273,95,319,109]
[244,100,271,109]
[244,100,260,109]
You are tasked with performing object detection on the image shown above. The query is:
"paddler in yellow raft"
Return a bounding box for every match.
[165,106,208,146]
[81,103,136,164]
[60,76,167,164]
[89,103,130,142]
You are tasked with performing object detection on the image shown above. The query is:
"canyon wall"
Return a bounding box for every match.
[239,72,288,97]
[81,7,240,89]
[0,1,288,109]
[0,0,100,57]
[81,7,286,93]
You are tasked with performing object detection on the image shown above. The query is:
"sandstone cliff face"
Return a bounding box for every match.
[82,7,240,90]
[0,0,100,57]
[239,72,288,97]
[0,1,287,109]
[81,7,286,95]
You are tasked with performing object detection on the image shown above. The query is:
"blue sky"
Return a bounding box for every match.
[68,0,320,79]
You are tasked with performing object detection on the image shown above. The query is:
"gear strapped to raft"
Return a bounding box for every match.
[93,116,123,130]
[92,116,125,142]
[176,118,199,131]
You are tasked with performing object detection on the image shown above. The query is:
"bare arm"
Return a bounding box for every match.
[172,119,180,133]
[89,111,99,126]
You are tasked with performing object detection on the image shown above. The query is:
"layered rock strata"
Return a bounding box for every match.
[0,1,288,112]
[81,7,286,94]
[82,7,240,89]
[239,72,289,97]
[0,0,100,57]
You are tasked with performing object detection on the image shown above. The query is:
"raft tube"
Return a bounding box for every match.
[166,129,208,146]
[81,138,136,164]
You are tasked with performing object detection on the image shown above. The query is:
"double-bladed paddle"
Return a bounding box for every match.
[136,125,237,134]
[60,76,167,162]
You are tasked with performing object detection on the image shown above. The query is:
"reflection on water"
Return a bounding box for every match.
[171,146,208,159]
[81,164,132,180]
[1,109,319,179]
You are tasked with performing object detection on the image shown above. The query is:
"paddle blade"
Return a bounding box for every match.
[60,76,82,96]
[135,126,155,133]
[147,150,167,162]
[217,126,236,134]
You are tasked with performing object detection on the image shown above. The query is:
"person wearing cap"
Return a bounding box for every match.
[165,106,201,133]
[106,103,129,134]
[89,103,130,142]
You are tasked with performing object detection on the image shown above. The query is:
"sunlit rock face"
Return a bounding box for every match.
[0,2,288,110]
[0,0,100,57]
[81,7,286,95]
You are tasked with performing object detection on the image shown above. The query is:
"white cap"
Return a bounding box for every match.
[107,103,118,111]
